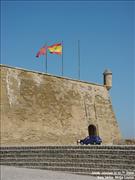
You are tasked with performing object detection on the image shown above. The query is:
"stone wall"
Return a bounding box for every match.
[0,65,121,145]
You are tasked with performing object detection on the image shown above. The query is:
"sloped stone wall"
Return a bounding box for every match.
[0,65,121,145]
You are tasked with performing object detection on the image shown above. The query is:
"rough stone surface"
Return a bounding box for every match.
[0,65,121,145]
[1,166,98,180]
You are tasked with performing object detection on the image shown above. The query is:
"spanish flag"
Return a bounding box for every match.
[48,43,62,55]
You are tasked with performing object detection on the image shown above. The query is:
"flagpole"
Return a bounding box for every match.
[45,51,47,73]
[46,44,48,73]
[78,40,80,80]
[62,41,64,76]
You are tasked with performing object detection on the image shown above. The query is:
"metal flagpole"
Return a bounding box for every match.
[78,40,80,80]
[62,41,64,76]
[45,44,48,73]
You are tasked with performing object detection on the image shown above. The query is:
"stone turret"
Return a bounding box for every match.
[103,69,112,90]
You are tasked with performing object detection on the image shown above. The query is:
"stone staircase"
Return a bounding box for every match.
[0,145,135,179]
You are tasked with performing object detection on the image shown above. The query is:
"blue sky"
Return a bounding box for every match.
[1,0,134,138]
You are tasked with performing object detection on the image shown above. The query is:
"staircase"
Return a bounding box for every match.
[0,145,135,179]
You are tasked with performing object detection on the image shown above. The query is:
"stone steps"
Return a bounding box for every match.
[15,165,134,174]
[0,145,135,179]
[1,162,134,169]
[1,150,135,156]
[1,145,135,150]
[1,154,135,161]
[1,148,134,157]
[1,157,134,165]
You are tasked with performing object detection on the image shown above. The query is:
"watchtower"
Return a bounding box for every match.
[103,69,112,90]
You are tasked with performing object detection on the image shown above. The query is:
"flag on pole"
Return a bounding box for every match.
[36,46,47,58]
[48,43,62,55]
[36,42,63,74]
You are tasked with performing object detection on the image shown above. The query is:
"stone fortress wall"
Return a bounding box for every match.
[0,65,121,145]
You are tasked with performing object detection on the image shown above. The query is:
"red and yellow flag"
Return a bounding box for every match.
[36,46,47,58]
[48,43,62,55]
